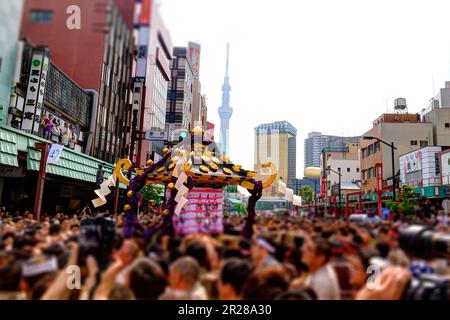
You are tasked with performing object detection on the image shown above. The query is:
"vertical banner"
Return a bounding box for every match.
[21,48,50,135]
[47,143,64,164]
[172,188,224,235]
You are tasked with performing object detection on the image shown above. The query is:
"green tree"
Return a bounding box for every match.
[233,203,247,213]
[140,184,164,208]
[385,184,417,220]
[299,185,314,205]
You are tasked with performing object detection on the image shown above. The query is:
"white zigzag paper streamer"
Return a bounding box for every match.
[172,149,189,215]
[92,172,116,208]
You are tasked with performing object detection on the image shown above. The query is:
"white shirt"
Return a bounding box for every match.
[305,263,341,300]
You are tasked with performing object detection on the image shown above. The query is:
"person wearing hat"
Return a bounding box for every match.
[251,237,280,272]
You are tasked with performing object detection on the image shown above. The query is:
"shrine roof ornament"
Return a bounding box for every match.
[114,126,277,190]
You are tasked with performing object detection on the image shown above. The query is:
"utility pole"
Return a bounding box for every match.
[34,142,49,221]
[338,167,342,219]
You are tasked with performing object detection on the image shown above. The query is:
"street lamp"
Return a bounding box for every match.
[362,136,398,201]
[324,167,342,218]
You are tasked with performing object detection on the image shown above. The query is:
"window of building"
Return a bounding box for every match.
[420,140,428,148]
[411,140,418,146]
[30,10,54,23]
[445,123,450,128]
[368,144,373,156]
[356,167,360,173]
[368,167,374,178]
[347,168,350,173]
[374,141,380,153]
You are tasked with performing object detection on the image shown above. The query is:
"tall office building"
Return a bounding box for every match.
[187,42,207,130]
[20,0,135,163]
[304,132,323,168]
[254,121,297,196]
[165,46,194,142]
[218,43,232,155]
[130,0,172,164]
[304,131,360,169]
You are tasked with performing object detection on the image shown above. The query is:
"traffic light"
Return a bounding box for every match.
[178,130,189,141]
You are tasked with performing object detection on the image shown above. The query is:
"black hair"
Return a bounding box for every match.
[275,289,317,300]
[376,241,390,258]
[0,262,22,291]
[312,237,331,261]
[49,224,61,236]
[129,258,167,300]
[185,243,209,270]
[220,258,253,295]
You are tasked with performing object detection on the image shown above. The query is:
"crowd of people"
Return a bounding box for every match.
[0,207,448,300]
[41,114,78,149]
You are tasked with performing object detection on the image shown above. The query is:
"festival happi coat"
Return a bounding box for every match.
[94,127,277,240]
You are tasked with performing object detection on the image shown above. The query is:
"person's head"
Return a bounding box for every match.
[49,114,53,120]
[346,254,366,290]
[69,224,80,233]
[126,257,166,300]
[64,123,68,128]
[185,243,209,270]
[301,236,331,272]
[49,224,61,237]
[0,262,22,293]
[275,289,317,300]
[219,258,253,300]
[251,237,276,265]
[168,256,200,291]
[241,267,289,300]
[117,239,140,266]
[14,218,24,232]
[108,284,135,300]
[60,218,69,231]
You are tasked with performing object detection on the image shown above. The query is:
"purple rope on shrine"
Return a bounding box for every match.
[123,153,171,239]
[242,180,263,239]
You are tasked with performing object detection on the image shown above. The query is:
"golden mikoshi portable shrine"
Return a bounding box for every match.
[112,126,277,239]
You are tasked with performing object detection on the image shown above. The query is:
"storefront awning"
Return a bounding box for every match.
[0,126,19,167]
[1,125,126,189]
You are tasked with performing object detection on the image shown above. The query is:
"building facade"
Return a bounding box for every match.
[321,142,360,197]
[186,42,207,130]
[254,121,297,196]
[304,131,360,169]
[0,39,124,214]
[400,146,442,188]
[205,121,215,141]
[165,46,193,143]
[421,108,450,147]
[360,113,434,194]
[20,0,135,163]
[131,0,172,164]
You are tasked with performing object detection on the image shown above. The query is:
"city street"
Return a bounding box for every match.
[0,0,449,304]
